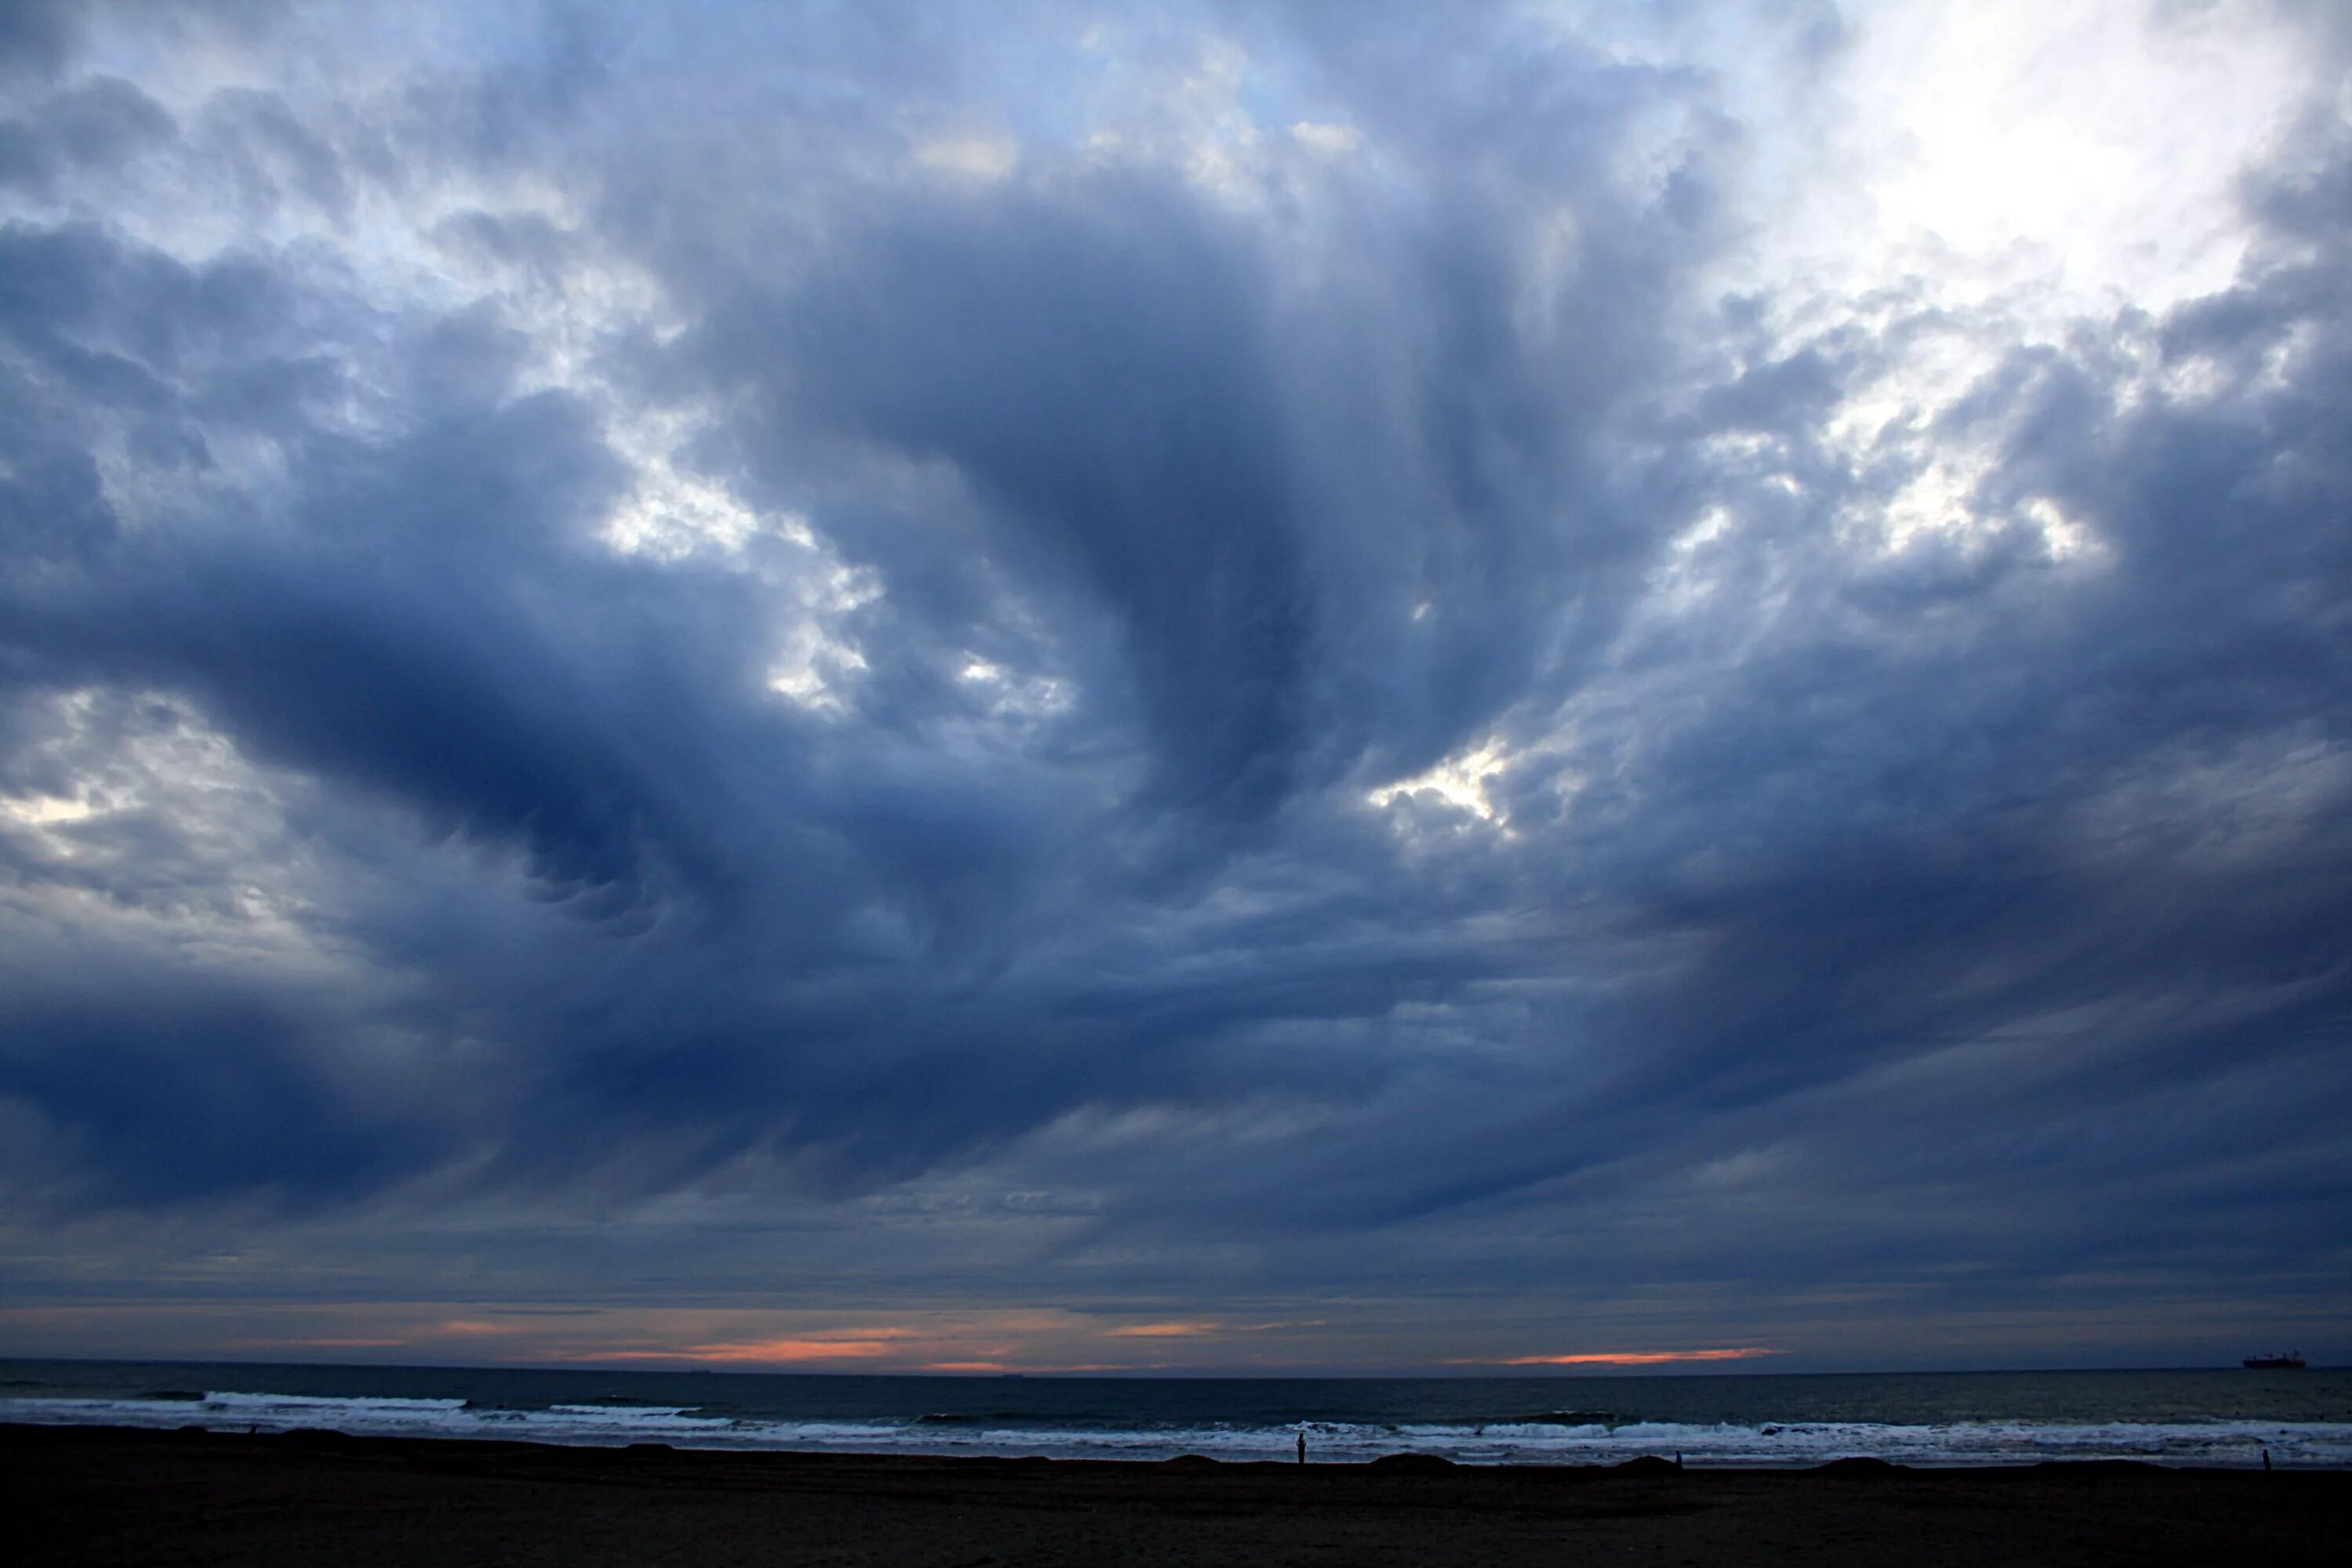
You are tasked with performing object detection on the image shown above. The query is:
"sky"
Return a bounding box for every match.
[1,0,2347,1377]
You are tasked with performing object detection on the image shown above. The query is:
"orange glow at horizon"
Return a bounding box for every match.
[1103,1319,1324,1339]
[1480,1347,1783,1367]
[593,1336,906,1364]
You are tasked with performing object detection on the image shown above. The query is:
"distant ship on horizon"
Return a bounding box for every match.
[2241,1352,2306,1370]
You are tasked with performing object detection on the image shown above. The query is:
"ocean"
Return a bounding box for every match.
[3,1359,2347,1468]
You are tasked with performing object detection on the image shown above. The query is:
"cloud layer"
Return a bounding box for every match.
[2,0,2347,1372]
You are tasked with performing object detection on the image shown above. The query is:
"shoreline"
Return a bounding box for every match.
[16,1422,2350,1566]
[2,1414,2337,1470]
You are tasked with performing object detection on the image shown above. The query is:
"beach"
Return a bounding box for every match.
[13,1424,2348,1567]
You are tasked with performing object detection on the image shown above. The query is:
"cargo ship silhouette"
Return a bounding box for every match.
[2241,1352,2306,1370]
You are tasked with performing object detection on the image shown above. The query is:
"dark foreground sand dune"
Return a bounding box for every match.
[11,1424,2347,1566]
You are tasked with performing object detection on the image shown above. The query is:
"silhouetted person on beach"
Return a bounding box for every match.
[1298,1429,1307,1464]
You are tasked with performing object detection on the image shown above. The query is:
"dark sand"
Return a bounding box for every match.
[10,1424,2347,1566]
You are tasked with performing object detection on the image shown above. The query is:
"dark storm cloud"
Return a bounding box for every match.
[735,177,1315,821]
[645,56,1721,830]
[2,975,452,1206]
[0,0,2348,1361]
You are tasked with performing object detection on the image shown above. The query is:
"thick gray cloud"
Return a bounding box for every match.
[0,0,2347,1369]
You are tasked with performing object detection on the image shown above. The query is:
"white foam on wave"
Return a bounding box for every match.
[203,1392,467,1413]
[2,1395,2346,1468]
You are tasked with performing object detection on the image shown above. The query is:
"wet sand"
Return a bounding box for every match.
[11,1423,2348,1566]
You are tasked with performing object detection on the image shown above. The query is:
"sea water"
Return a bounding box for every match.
[3,1359,2347,1468]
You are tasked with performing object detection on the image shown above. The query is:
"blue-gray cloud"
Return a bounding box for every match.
[0,0,2347,1367]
